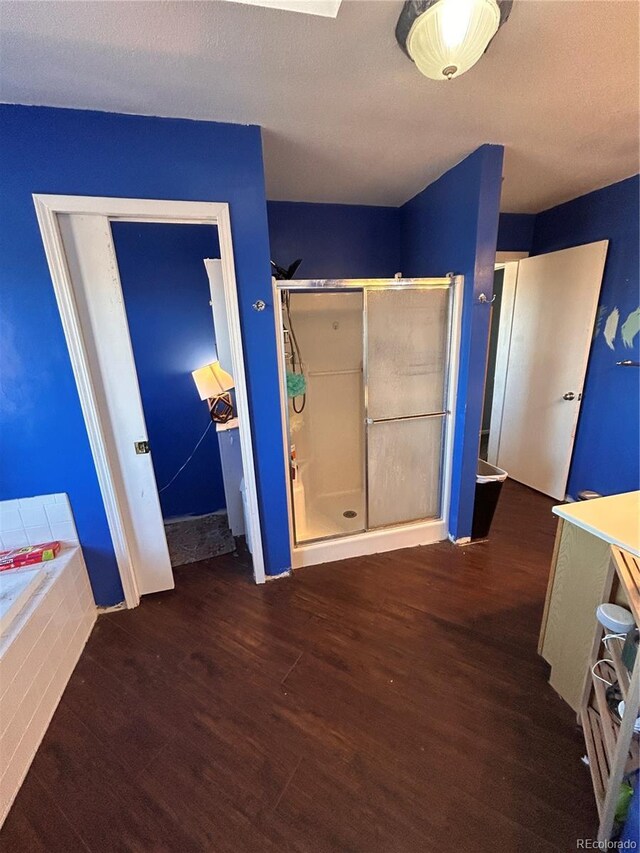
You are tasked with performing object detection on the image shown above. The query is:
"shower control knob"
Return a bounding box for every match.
[562,391,576,401]
[252,300,266,312]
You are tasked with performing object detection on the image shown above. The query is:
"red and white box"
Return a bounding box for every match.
[0,541,61,571]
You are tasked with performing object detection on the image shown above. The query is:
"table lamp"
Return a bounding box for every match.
[192,361,235,424]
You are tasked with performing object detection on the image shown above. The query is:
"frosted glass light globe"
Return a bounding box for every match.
[406,0,501,80]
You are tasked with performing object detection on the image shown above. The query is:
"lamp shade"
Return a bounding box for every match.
[192,361,234,400]
[402,0,502,80]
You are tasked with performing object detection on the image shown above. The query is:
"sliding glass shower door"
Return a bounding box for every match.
[278,279,454,546]
[365,287,450,528]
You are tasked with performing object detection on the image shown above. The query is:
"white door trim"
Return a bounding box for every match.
[33,194,266,606]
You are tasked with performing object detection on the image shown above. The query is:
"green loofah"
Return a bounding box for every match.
[286,371,307,398]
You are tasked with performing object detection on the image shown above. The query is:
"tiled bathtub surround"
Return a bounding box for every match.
[0,495,96,826]
[0,493,79,551]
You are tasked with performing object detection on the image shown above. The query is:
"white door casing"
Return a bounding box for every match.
[495,241,608,500]
[34,195,266,607]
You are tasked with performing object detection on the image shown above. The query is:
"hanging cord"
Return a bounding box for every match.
[603,632,627,650]
[590,633,628,685]
[159,420,213,493]
[591,658,614,686]
[283,290,306,413]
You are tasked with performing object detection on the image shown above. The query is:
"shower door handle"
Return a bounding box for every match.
[366,412,448,425]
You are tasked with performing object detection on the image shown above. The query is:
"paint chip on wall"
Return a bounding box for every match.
[603,307,619,350]
[621,307,640,349]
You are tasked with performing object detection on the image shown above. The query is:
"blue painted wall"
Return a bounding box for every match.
[400,145,504,539]
[497,212,536,253]
[267,201,402,278]
[111,222,226,520]
[531,175,640,498]
[0,105,291,605]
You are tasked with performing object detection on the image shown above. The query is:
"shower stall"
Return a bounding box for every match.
[274,276,462,568]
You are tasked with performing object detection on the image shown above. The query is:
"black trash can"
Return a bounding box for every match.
[471,460,508,540]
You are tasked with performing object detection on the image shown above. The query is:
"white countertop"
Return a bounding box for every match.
[553,491,640,557]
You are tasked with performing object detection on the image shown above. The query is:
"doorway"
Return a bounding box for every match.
[33,195,265,608]
[111,221,236,568]
[481,242,608,500]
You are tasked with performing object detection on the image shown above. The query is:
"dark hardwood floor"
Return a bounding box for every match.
[3,481,598,852]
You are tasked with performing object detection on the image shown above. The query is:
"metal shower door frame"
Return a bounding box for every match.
[275,275,458,548]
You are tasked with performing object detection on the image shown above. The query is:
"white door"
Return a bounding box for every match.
[496,241,608,500]
[57,214,175,595]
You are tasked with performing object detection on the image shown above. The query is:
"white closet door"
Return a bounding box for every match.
[58,214,174,596]
[496,241,608,500]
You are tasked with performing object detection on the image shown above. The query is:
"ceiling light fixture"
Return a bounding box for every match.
[396,0,513,81]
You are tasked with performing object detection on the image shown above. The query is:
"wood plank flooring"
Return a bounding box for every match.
[2,481,598,851]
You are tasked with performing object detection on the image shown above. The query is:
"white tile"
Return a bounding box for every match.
[77,580,96,612]
[48,522,78,543]
[17,498,41,510]
[2,639,53,760]
[0,500,20,513]
[0,623,52,736]
[57,495,72,512]
[18,504,48,528]
[39,495,58,506]
[0,606,51,695]
[0,546,96,827]
[0,573,56,665]
[44,503,72,525]
[0,530,29,550]
[24,525,53,546]
[0,509,22,533]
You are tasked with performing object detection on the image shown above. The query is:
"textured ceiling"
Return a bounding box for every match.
[1,0,638,211]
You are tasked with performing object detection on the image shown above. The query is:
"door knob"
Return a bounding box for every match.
[562,392,576,401]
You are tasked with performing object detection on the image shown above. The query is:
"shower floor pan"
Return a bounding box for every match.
[297,489,365,543]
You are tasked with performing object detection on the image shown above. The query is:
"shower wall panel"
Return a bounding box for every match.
[288,292,364,542]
